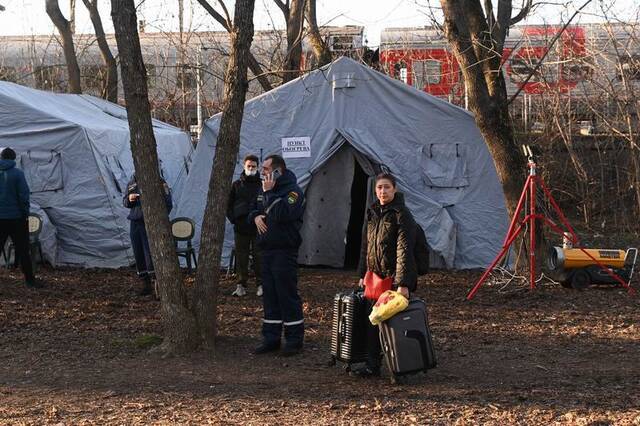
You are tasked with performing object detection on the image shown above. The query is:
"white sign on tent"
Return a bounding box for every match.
[281,136,311,158]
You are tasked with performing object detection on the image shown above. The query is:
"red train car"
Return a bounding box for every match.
[380,24,639,99]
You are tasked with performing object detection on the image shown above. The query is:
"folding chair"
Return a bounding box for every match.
[171,217,197,272]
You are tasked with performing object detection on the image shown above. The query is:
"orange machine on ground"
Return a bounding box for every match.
[547,246,638,289]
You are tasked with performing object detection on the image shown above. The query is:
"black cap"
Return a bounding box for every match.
[0,147,16,160]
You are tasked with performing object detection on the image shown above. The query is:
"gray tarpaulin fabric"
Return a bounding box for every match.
[173,57,508,269]
[0,82,193,268]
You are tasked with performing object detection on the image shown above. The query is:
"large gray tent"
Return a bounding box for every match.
[174,57,508,269]
[0,82,193,268]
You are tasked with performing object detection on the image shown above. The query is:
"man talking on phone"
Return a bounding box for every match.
[248,154,306,357]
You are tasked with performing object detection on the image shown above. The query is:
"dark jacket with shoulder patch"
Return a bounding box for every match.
[248,169,305,251]
[226,172,262,235]
[357,192,418,291]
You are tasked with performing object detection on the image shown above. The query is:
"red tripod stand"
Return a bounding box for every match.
[467,146,635,300]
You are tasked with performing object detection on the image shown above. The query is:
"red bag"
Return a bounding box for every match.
[363,271,393,301]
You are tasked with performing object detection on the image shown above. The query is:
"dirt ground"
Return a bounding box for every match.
[1,265,639,425]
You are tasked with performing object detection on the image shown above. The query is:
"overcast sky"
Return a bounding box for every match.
[0,0,637,47]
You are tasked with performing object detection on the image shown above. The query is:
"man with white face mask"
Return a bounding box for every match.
[226,154,263,297]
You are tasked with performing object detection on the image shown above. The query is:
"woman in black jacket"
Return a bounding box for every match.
[353,173,417,377]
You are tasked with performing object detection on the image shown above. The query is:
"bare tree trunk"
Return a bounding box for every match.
[111,0,199,355]
[69,0,76,34]
[439,0,526,215]
[282,0,305,83]
[305,0,331,67]
[193,0,256,350]
[247,55,274,92]
[82,0,118,102]
[273,0,306,83]
[46,0,82,93]
[195,0,273,92]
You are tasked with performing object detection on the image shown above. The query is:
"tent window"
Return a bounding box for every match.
[422,143,469,188]
[21,150,64,193]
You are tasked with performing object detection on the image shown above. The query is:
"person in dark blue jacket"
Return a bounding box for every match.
[123,173,173,296]
[248,154,306,357]
[0,147,42,288]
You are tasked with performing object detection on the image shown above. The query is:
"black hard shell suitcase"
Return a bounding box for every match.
[329,290,368,370]
[379,298,437,382]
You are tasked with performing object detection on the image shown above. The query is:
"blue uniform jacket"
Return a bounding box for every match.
[248,169,305,251]
[123,176,173,222]
[0,159,30,219]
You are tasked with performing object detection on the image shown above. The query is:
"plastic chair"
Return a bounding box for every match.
[171,217,197,272]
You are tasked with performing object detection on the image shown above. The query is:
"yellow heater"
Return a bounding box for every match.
[548,247,626,271]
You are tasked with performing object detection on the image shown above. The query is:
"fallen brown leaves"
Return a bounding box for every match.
[1,267,639,425]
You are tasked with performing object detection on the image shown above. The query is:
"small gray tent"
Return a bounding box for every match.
[174,57,508,269]
[0,82,193,268]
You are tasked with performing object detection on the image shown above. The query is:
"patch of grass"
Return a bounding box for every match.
[134,334,163,350]
[109,337,130,349]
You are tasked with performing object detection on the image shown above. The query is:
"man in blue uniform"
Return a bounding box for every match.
[123,174,173,296]
[249,154,306,357]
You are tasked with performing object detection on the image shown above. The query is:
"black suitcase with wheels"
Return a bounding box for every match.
[329,290,368,370]
[379,298,437,382]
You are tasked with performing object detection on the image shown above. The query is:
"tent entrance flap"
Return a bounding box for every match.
[344,158,369,269]
[298,145,372,268]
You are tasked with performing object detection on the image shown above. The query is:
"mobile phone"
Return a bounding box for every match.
[271,169,281,180]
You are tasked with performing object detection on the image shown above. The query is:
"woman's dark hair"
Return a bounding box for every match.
[375,172,396,188]
[243,154,259,164]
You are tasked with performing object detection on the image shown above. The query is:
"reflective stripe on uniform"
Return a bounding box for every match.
[283,319,304,326]
[262,319,283,324]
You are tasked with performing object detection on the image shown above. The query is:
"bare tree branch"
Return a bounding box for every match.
[216,0,233,29]
[273,0,289,16]
[305,0,331,67]
[510,0,533,25]
[195,0,230,30]
[507,0,594,105]
[195,0,273,91]
[495,0,513,53]
[484,0,495,30]
[81,0,118,102]
[45,0,82,93]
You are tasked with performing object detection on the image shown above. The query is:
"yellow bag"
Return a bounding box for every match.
[368,290,409,325]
